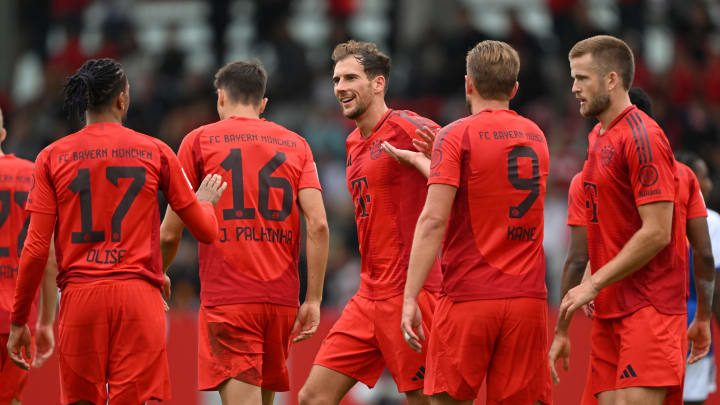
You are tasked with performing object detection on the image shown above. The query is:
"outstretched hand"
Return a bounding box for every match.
[381,141,426,167]
[196,174,227,206]
[413,126,437,158]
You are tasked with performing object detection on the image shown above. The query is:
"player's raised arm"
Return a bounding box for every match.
[381,125,437,178]
[293,188,329,343]
[160,173,226,266]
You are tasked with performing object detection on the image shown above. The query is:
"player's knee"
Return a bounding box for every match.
[298,384,330,405]
[298,385,315,405]
[405,389,430,405]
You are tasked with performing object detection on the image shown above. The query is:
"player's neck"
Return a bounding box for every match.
[468,96,509,114]
[598,93,632,133]
[355,100,389,138]
[221,104,261,120]
[85,111,123,125]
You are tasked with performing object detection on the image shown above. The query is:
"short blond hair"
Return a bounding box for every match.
[569,35,635,90]
[466,40,520,100]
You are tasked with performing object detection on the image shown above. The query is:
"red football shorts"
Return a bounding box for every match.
[313,290,438,392]
[0,334,31,404]
[425,296,551,404]
[198,303,297,392]
[57,279,170,405]
[585,305,687,404]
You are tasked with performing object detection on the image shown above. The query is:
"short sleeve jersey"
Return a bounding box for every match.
[0,155,38,333]
[582,105,684,318]
[682,162,709,326]
[177,116,322,307]
[26,122,197,290]
[428,109,550,302]
[567,172,586,227]
[676,162,707,223]
[345,109,442,300]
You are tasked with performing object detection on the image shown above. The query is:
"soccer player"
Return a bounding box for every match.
[7,58,225,405]
[548,86,658,384]
[298,40,442,405]
[0,108,59,405]
[159,60,329,405]
[559,35,712,404]
[401,40,551,405]
[676,151,720,405]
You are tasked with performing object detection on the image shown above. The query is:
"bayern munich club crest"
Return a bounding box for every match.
[600,145,615,166]
[369,139,383,160]
[638,164,659,187]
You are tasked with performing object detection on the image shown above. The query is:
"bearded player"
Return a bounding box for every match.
[299,40,442,405]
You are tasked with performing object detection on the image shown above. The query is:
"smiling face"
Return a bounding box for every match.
[570,53,611,118]
[332,56,378,119]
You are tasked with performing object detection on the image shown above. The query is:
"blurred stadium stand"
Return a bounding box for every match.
[2,0,720,403]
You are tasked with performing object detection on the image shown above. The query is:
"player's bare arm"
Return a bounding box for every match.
[33,234,59,368]
[381,142,430,177]
[159,207,184,274]
[293,188,329,343]
[402,183,456,353]
[549,224,588,384]
[560,201,673,320]
[8,211,56,370]
[579,262,594,319]
[686,216,715,363]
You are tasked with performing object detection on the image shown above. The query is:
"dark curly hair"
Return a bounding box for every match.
[62,58,127,121]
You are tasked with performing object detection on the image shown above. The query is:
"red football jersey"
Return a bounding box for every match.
[428,109,549,302]
[26,122,197,290]
[177,116,322,307]
[582,105,684,318]
[345,109,442,300]
[676,162,707,223]
[0,155,38,333]
[567,172,586,227]
[675,162,707,284]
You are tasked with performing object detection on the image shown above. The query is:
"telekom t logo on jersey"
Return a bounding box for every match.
[350,177,371,217]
